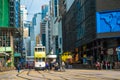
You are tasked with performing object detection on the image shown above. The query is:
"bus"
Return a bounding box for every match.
[34,44,46,70]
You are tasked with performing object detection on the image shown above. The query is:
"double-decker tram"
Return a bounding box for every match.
[34,44,46,70]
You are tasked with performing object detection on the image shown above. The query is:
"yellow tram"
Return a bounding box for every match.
[34,44,46,70]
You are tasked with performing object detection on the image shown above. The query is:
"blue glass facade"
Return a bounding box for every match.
[42,34,46,46]
[41,5,48,19]
[54,0,57,17]
[15,0,20,28]
[96,10,120,33]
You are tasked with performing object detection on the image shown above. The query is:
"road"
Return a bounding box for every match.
[0,69,120,80]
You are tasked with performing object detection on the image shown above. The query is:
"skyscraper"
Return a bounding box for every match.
[41,5,48,46]
[41,5,49,20]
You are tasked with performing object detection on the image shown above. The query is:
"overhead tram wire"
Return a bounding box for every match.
[27,12,44,15]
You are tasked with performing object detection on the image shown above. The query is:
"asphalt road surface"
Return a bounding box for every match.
[0,69,120,80]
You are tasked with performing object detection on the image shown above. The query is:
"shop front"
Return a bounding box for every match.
[14,52,21,67]
[61,52,73,63]
[0,47,13,67]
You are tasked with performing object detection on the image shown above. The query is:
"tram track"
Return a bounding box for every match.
[16,69,52,80]
[16,70,31,80]
[17,69,69,80]
[17,69,99,80]
[41,70,70,80]
[28,70,51,80]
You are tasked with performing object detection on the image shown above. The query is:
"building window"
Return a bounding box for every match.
[54,0,57,17]
[0,31,10,47]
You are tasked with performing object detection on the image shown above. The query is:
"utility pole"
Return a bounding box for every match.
[4,31,7,67]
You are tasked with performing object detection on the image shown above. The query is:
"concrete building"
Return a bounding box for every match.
[0,0,21,67]
[48,0,75,58]
[49,0,59,56]
[20,5,28,65]
[23,28,29,38]
[20,5,27,24]
[62,0,120,68]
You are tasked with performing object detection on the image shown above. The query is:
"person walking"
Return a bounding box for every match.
[62,61,65,71]
[17,63,20,73]
[45,62,49,71]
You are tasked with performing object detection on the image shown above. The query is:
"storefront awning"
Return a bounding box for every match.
[14,52,21,57]
[47,55,57,58]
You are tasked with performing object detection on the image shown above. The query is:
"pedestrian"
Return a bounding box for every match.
[100,61,104,70]
[96,61,100,70]
[17,63,20,73]
[62,61,65,71]
[45,62,49,71]
[54,62,59,71]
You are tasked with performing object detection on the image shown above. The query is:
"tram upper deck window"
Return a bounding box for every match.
[38,48,42,52]
[43,48,45,51]
[35,48,37,51]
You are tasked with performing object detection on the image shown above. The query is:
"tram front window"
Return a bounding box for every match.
[35,58,42,62]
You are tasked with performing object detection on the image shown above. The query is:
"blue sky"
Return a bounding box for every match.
[21,0,49,21]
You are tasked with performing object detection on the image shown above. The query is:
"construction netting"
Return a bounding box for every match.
[0,0,9,27]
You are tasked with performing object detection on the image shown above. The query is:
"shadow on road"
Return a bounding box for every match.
[16,70,31,80]
[16,69,51,80]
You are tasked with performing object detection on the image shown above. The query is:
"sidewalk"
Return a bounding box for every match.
[72,63,120,71]
[0,67,16,72]
[72,63,95,69]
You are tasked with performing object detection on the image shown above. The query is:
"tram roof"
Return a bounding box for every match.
[35,46,45,48]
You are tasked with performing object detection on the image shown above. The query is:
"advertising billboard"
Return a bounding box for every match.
[96,10,120,33]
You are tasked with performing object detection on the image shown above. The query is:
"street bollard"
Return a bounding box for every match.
[110,63,112,70]
[105,64,108,70]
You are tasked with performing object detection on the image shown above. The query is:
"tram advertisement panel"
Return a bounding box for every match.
[34,52,46,58]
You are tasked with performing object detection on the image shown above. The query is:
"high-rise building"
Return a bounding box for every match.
[49,0,59,56]
[62,0,120,66]
[49,0,75,56]
[41,5,49,20]
[45,20,51,54]
[41,5,48,46]
[32,13,41,45]
[40,20,47,46]
[0,0,21,67]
